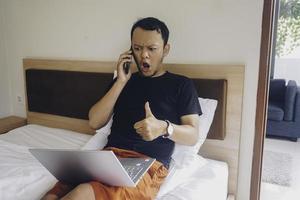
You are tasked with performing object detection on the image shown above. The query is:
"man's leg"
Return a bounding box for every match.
[41,194,58,200]
[41,182,74,199]
[61,183,95,200]
[89,161,168,200]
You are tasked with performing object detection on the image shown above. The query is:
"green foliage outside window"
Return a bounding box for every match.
[276,0,300,57]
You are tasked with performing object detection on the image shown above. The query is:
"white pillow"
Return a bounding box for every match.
[171,97,218,168]
[81,117,113,150]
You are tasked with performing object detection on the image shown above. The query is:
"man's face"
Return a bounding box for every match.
[131,27,169,77]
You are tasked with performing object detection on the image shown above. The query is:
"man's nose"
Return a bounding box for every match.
[141,49,149,59]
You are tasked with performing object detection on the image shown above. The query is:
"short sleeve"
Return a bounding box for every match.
[177,79,202,117]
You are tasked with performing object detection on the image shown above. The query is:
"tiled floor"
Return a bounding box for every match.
[260,138,300,200]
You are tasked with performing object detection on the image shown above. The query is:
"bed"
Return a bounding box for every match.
[0,124,227,200]
[0,58,244,200]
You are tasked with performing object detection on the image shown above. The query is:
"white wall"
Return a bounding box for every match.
[0,0,264,199]
[0,0,12,118]
[274,58,300,85]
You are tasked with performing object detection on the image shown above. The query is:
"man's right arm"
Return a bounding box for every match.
[88,49,133,129]
[88,79,126,129]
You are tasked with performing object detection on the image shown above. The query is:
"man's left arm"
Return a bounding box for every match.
[168,114,199,146]
[134,102,199,146]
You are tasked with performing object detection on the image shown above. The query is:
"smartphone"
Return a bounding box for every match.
[123,47,132,74]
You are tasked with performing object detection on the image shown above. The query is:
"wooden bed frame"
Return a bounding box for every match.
[23,58,244,197]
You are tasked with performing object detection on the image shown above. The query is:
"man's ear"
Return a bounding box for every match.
[163,44,170,57]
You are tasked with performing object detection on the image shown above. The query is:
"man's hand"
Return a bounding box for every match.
[116,49,133,83]
[134,102,167,141]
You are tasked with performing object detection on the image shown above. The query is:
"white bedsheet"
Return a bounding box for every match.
[0,124,90,148]
[0,140,57,200]
[157,158,228,200]
[0,124,228,200]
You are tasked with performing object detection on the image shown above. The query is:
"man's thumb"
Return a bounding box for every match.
[145,102,154,117]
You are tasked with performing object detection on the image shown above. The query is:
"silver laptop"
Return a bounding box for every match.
[29,149,155,187]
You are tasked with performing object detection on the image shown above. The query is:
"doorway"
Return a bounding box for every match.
[261,0,300,199]
[251,0,300,199]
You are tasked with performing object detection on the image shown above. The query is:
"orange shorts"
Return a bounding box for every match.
[47,147,168,200]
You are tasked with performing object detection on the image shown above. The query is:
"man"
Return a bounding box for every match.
[43,17,201,200]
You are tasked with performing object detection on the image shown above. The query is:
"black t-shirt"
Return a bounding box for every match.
[105,71,202,168]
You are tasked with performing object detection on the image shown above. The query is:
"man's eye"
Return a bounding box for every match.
[149,48,156,51]
[134,47,141,51]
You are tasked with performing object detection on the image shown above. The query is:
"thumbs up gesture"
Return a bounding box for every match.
[134,102,167,141]
[145,101,154,118]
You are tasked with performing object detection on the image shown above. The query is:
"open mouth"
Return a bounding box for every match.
[142,62,150,68]
[140,62,150,73]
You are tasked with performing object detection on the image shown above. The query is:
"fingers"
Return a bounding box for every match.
[118,50,133,65]
[119,53,132,62]
[135,127,152,141]
[145,102,154,118]
[134,120,149,134]
[117,55,132,70]
[116,50,133,80]
[134,118,155,141]
[135,127,146,134]
[133,120,143,129]
[133,117,151,130]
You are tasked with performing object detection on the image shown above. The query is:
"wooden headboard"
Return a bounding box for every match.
[25,69,226,140]
[23,58,244,196]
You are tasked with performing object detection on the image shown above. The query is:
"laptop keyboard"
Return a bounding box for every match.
[118,157,154,183]
[123,165,144,181]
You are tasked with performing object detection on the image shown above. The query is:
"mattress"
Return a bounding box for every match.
[0,124,228,200]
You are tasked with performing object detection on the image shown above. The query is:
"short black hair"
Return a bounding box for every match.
[131,17,169,46]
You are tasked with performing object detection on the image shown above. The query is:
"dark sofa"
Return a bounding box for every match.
[266,79,300,141]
